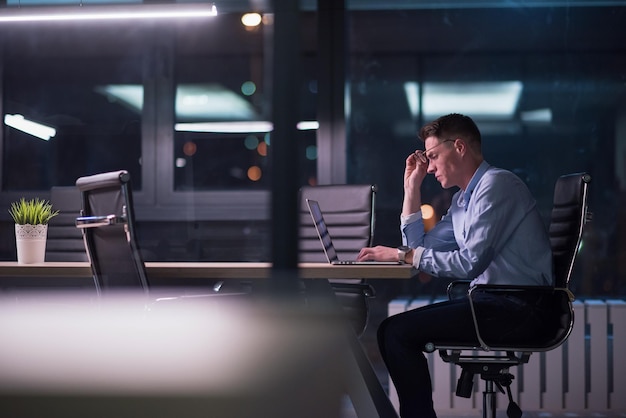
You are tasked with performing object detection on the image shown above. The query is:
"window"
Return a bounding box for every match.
[347,5,626,297]
[1,25,145,191]
[173,57,271,190]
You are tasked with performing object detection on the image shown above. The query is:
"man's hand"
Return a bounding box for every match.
[402,151,428,216]
[404,150,428,191]
[357,245,401,262]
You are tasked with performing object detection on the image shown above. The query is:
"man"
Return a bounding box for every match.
[357,113,553,418]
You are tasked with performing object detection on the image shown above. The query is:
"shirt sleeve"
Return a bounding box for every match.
[419,171,538,280]
[401,207,459,251]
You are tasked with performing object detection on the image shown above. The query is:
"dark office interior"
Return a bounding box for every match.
[0,0,625,416]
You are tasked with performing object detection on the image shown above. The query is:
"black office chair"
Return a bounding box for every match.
[75,170,150,294]
[299,184,377,337]
[423,172,592,418]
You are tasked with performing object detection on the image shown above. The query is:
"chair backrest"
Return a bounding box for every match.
[549,172,591,289]
[75,170,149,295]
[299,184,376,263]
[46,186,89,262]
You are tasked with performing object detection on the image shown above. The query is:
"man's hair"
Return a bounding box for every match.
[418,113,482,151]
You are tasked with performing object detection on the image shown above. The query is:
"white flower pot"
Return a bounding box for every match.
[15,224,48,264]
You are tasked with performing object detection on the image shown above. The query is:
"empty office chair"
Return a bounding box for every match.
[75,170,149,294]
[46,186,89,262]
[299,184,377,337]
[423,172,591,418]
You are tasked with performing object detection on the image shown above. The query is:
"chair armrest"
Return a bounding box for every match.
[447,280,472,299]
[76,214,127,228]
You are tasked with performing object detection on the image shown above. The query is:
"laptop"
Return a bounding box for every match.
[305,198,402,265]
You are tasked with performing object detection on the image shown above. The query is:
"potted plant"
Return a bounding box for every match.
[9,197,59,264]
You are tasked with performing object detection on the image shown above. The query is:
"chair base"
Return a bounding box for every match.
[454,360,523,418]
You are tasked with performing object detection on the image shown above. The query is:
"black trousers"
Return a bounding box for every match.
[377,291,551,418]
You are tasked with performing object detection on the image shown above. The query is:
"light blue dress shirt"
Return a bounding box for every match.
[401,161,553,287]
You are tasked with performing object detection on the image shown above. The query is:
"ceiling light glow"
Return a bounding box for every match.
[176,120,320,134]
[4,114,56,141]
[521,108,552,124]
[241,13,262,27]
[0,3,217,23]
[403,81,523,121]
[403,82,420,119]
[296,121,319,130]
[176,121,273,134]
[423,81,522,119]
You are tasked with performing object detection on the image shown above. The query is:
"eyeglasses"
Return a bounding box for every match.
[415,139,455,164]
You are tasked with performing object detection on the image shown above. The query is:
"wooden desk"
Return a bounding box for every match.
[0,261,92,278]
[0,261,415,280]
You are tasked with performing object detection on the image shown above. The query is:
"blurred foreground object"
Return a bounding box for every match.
[0,293,347,418]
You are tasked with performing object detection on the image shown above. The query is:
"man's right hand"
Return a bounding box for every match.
[404,150,428,191]
[402,151,428,216]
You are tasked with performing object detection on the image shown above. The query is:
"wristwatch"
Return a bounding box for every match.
[397,245,411,264]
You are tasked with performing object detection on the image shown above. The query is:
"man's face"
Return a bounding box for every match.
[424,136,459,189]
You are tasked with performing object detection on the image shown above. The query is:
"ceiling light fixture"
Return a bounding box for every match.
[0,2,217,23]
[403,80,523,120]
[241,12,262,27]
[175,120,320,134]
[423,81,522,119]
[176,121,273,134]
[4,114,56,141]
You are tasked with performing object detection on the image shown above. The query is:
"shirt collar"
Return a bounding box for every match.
[458,160,490,210]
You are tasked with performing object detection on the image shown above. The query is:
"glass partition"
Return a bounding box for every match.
[347,4,626,297]
[0,1,625,297]
[173,55,271,191]
[2,41,144,191]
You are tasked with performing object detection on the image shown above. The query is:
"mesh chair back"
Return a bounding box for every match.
[299,184,376,263]
[75,170,148,295]
[549,172,591,289]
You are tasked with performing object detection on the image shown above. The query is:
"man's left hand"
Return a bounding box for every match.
[357,246,399,262]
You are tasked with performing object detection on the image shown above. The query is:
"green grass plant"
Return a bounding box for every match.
[9,197,59,225]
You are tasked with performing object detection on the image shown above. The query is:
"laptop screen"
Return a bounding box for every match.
[305,199,340,263]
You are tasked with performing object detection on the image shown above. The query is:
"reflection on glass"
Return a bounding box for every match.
[347,5,626,298]
[2,58,143,191]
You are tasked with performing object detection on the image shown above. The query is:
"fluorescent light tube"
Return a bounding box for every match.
[176,121,274,134]
[4,114,56,141]
[403,81,523,120]
[423,81,522,119]
[521,108,552,123]
[175,121,320,133]
[0,3,217,23]
[296,121,319,130]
